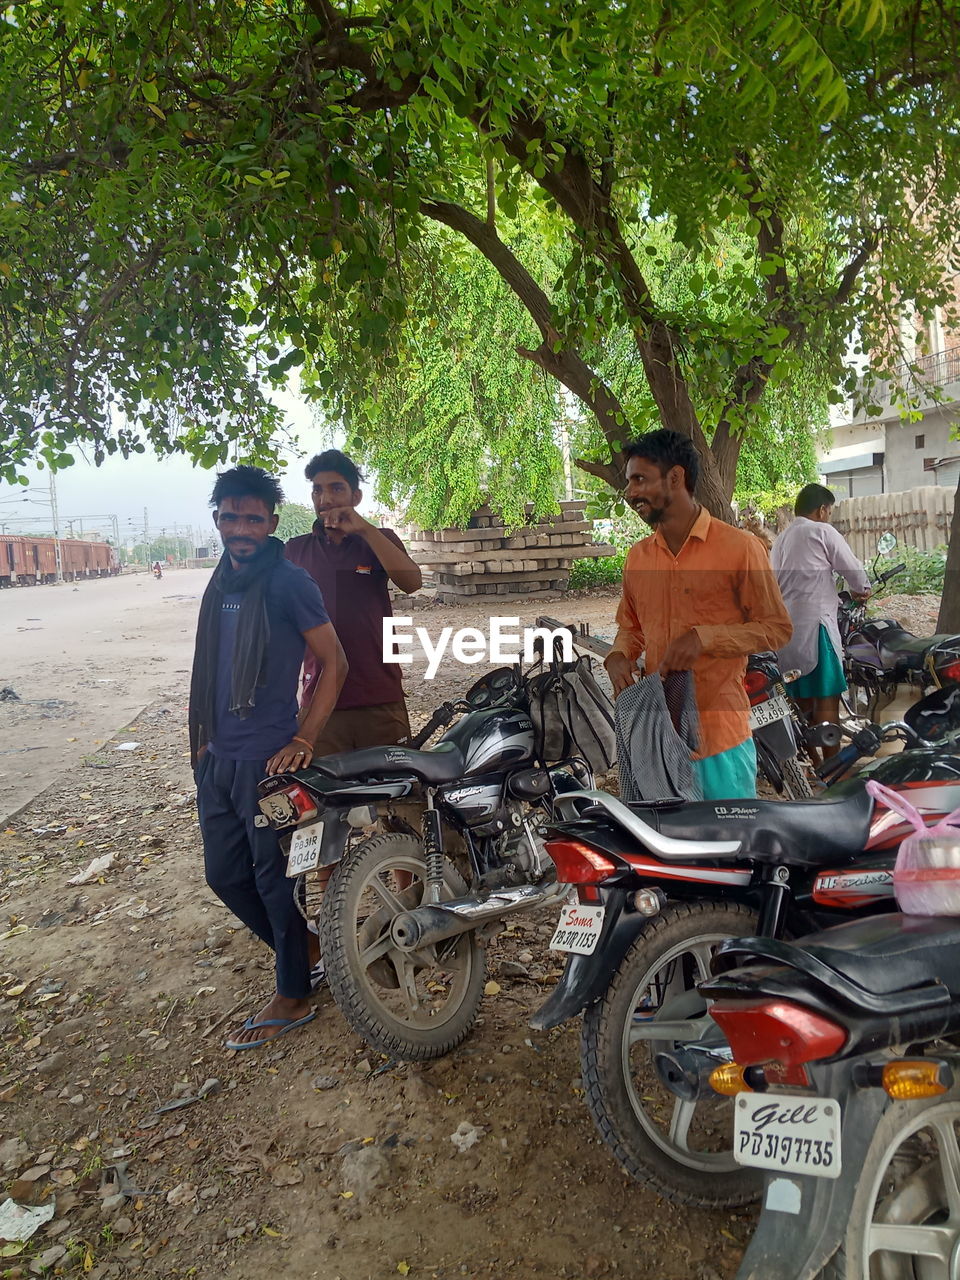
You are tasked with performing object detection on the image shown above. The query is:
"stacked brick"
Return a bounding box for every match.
[407,501,615,603]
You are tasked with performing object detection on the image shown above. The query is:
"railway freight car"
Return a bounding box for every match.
[0,536,119,586]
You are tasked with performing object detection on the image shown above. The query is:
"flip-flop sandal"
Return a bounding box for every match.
[225,1010,317,1051]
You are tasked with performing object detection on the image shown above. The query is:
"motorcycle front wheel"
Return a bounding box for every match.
[821,1090,960,1279]
[580,900,762,1208]
[319,832,485,1062]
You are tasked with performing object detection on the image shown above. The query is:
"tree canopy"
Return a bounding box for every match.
[311,224,564,528]
[1,0,958,518]
[275,500,316,539]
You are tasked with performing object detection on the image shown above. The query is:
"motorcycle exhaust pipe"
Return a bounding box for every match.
[654,1044,734,1102]
[390,879,569,951]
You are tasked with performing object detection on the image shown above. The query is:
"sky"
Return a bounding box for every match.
[0,385,369,549]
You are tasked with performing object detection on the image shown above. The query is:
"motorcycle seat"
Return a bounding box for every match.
[309,741,465,785]
[864,622,955,670]
[629,787,874,866]
[709,913,960,1012]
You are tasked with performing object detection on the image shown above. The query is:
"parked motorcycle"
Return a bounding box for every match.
[839,536,960,719]
[747,651,813,800]
[257,665,593,1061]
[692,912,960,1278]
[529,692,960,1207]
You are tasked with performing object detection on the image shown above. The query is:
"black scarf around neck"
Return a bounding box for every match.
[188,536,284,767]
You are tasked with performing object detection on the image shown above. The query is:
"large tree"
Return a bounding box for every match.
[1,0,959,522]
[327,218,826,524]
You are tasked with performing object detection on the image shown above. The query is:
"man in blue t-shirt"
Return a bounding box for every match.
[188,466,347,1050]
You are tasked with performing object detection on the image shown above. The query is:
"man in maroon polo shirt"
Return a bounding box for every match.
[284,449,422,753]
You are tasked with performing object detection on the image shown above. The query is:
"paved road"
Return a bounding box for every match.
[0,568,210,822]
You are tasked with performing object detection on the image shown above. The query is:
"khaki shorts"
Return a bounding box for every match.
[311,700,411,756]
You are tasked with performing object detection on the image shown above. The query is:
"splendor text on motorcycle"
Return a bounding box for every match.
[382,618,575,679]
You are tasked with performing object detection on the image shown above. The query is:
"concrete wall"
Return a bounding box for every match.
[883,408,960,491]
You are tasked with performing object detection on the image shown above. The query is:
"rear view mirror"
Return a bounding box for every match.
[876,532,897,555]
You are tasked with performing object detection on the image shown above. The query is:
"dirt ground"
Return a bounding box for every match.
[0,573,753,1280]
[0,572,943,1280]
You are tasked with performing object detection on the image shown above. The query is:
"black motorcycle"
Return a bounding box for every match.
[257,665,593,1061]
[528,688,960,1207]
[694,913,960,1278]
[839,542,960,719]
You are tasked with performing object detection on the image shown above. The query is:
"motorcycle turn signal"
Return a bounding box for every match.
[709,1062,753,1096]
[709,1061,810,1096]
[852,1059,954,1099]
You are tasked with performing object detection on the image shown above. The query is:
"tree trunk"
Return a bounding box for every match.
[634,324,735,522]
[938,475,960,633]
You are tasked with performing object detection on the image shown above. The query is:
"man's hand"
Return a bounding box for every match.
[321,506,369,536]
[266,739,314,776]
[606,651,640,697]
[656,629,703,674]
[853,589,872,603]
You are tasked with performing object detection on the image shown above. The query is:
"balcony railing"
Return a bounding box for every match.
[856,344,960,403]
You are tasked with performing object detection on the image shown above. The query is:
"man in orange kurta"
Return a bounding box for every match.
[605,430,792,800]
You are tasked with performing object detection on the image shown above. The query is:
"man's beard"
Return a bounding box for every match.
[634,501,665,527]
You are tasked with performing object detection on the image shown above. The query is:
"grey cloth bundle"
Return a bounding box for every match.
[527,652,617,773]
[615,671,702,803]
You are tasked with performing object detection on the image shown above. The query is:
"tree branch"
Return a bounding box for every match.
[835,232,879,306]
[421,197,630,465]
[422,198,559,341]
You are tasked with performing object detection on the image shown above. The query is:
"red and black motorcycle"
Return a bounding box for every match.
[691,913,960,1278]
[529,686,960,1208]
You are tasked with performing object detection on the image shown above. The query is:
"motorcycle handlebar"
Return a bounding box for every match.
[407,687,524,749]
[878,562,907,584]
[815,717,925,782]
[407,702,456,749]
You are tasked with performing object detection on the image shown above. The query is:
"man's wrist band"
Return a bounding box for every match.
[292,735,313,751]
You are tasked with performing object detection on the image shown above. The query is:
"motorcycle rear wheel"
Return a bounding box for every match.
[820,1090,960,1279]
[319,833,485,1062]
[580,900,762,1208]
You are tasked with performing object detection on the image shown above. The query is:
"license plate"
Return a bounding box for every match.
[734,1092,841,1179]
[286,821,324,877]
[549,903,605,955]
[750,693,791,730]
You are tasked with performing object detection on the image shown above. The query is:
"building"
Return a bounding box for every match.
[819,305,960,497]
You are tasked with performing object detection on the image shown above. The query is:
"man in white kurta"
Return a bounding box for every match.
[771,484,870,748]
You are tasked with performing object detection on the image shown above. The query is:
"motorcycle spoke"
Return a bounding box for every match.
[436,945,468,973]
[932,1116,960,1219]
[687,941,719,982]
[367,873,413,917]
[667,1097,697,1151]
[392,956,422,1014]
[358,932,393,971]
[408,945,439,969]
[868,1221,956,1265]
[629,1015,713,1045]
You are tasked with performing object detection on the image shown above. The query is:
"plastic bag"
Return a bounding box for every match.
[866,779,960,915]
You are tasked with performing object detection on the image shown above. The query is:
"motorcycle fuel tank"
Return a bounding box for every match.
[437,707,535,776]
